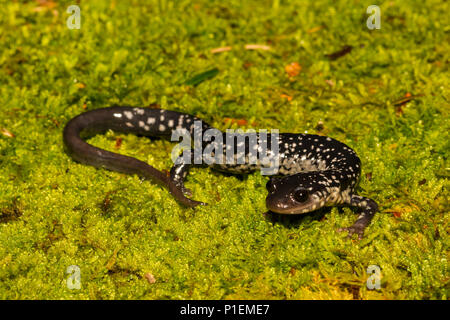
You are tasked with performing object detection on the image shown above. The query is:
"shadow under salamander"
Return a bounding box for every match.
[263,207,348,229]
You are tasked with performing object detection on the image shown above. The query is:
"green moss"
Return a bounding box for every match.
[0,0,448,299]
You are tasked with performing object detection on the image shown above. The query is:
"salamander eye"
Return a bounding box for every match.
[293,189,309,203]
[266,180,276,193]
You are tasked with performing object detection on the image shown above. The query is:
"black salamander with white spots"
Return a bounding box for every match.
[63,106,378,238]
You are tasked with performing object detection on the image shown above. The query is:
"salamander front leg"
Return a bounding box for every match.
[339,195,378,239]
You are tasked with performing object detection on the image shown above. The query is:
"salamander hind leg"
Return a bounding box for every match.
[167,162,207,207]
[169,148,210,206]
[170,146,198,197]
[170,162,193,196]
[339,195,379,239]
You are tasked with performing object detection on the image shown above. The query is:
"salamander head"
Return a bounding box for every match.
[265,174,331,214]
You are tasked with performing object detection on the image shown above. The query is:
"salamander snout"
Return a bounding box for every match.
[265,175,325,214]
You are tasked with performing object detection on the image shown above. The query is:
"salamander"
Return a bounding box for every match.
[63,106,378,238]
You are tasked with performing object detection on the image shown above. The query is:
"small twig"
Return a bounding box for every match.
[1,128,15,138]
[210,44,272,54]
[244,44,271,51]
[392,93,424,106]
[210,46,232,54]
[326,45,353,60]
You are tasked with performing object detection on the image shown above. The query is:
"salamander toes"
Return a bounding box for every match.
[182,186,193,197]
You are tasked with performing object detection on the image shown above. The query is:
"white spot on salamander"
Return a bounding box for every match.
[134,108,145,115]
[124,111,133,119]
[113,113,122,118]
